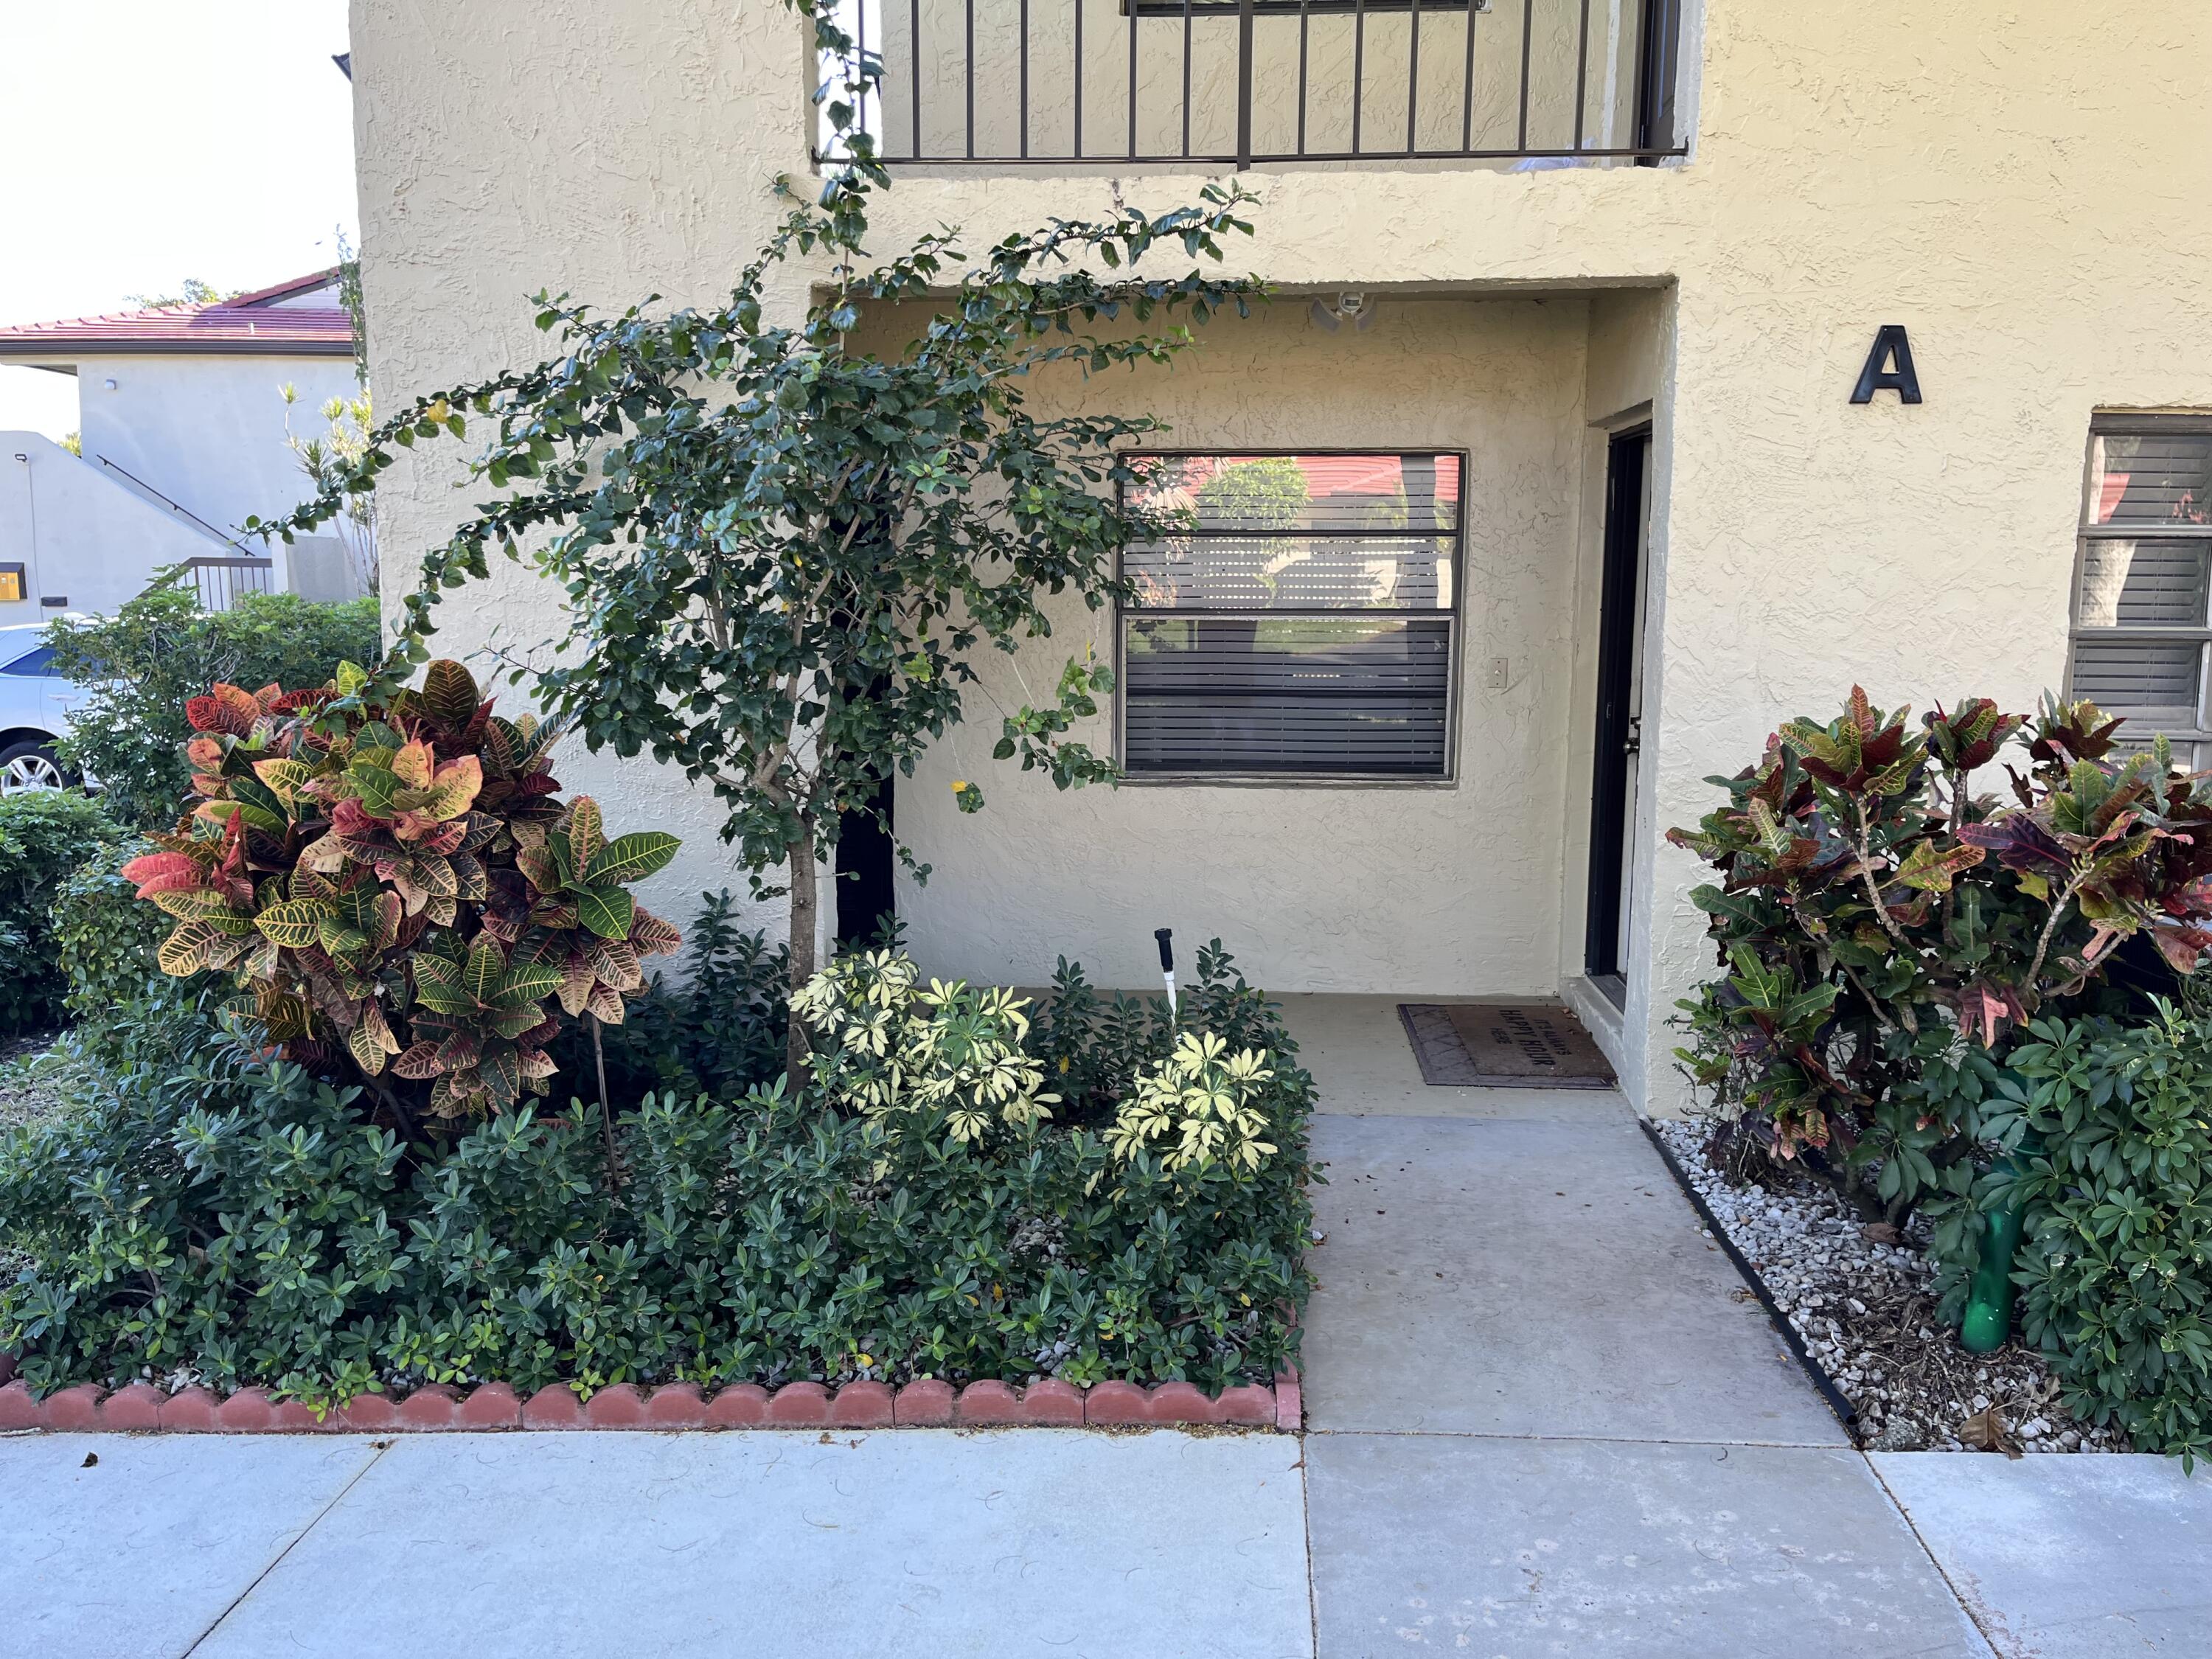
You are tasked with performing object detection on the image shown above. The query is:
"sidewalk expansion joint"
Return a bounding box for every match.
[1863,1453,2006,1659]
[177,1438,392,1658]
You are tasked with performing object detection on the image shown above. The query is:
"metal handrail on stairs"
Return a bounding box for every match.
[91,455,276,612]
[95,454,250,549]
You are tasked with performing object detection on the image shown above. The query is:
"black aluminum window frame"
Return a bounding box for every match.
[2066,413,2212,765]
[1113,447,1467,785]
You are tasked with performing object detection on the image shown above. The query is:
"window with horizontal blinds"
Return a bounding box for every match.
[2069,419,2212,767]
[1118,451,1462,777]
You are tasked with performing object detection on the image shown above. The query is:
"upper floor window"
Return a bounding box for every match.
[2067,415,2212,765]
[817,0,1683,170]
[1117,451,1462,779]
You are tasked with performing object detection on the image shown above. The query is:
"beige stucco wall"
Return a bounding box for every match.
[859,294,1591,993]
[349,0,2212,1113]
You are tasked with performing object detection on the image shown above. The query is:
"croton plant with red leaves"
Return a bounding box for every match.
[122,658,681,1119]
[1667,689,2212,1216]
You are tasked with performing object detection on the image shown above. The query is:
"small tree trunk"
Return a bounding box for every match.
[785,820,819,1080]
[588,1012,621,1193]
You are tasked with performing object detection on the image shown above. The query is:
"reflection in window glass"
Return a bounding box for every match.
[1119,453,1463,777]
[2070,638,2202,730]
[2076,543,2208,628]
[2087,433,2212,528]
[2070,421,2212,767]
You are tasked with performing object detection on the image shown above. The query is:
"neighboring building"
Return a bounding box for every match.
[0,273,362,625]
[344,1,2212,1114]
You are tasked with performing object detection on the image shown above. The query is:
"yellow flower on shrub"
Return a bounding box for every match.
[1105,1031,1278,1175]
[790,949,1057,1143]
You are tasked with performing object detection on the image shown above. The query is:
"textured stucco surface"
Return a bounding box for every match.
[857,295,1592,993]
[349,0,2212,1110]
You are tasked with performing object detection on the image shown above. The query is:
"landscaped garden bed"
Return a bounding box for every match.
[0,905,1313,1429]
[1667,689,2212,1463]
[0,659,1313,1427]
[1652,1119,2126,1454]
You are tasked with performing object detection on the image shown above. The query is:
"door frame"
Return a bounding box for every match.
[1583,422,1652,989]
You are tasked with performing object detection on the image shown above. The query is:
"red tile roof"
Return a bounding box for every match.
[0,271,353,359]
[1167,452,1464,505]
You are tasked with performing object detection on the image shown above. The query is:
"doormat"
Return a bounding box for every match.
[1398,1002,1617,1089]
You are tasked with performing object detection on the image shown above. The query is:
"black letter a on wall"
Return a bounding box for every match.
[1851,325,1922,405]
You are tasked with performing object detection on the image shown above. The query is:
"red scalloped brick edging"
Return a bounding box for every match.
[0,1368,1301,1435]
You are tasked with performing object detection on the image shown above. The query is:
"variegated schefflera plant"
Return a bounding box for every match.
[1666,688,2212,1220]
[119,659,681,1119]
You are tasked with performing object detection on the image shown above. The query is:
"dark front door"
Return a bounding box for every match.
[835,774,897,947]
[1585,425,1652,1004]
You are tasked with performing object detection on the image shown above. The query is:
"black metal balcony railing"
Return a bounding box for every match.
[167,557,274,614]
[817,0,1683,170]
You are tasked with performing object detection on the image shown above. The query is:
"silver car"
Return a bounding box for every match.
[0,622,96,793]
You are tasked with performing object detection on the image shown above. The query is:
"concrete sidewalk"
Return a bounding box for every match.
[5,1424,2205,1658]
[1280,998,2208,1658]
[1,1428,1312,1659]
[1297,1087,1982,1656]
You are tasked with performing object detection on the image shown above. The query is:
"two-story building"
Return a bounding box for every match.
[0,272,364,622]
[343,0,2212,1113]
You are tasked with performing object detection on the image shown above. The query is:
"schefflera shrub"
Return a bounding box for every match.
[1960,1006,2212,1461]
[119,659,681,1119]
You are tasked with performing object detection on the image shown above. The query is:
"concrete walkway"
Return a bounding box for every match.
[4,997,2208,1657]
[1283,996,2208,1658]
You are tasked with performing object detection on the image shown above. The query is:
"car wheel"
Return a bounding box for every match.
[0,740,68,794]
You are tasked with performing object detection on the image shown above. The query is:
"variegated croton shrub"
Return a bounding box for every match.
[1668,689,2212,1222]
[119,659,681,1119]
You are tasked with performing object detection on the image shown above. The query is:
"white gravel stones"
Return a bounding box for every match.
[1653,1117,2126,1455]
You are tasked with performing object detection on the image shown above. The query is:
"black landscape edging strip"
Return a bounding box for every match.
[1636,1116,1860,1436]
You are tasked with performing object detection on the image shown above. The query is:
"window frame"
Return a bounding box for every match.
[2067,413,2212,762]
[1112,446,1468,787]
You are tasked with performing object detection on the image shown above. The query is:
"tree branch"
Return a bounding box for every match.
[1852,799,1912,948]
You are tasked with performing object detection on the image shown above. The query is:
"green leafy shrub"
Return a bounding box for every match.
[1669,690,2212,1220]
[0,791,128,1034]
[45,583,382,827]
[0,946,1315,1403]
[50,835,175,1024]
[1936,1007,2212,1460]
[1030,939,1289,1127]
[119,661,680,1121]
[566,891,790,1103]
